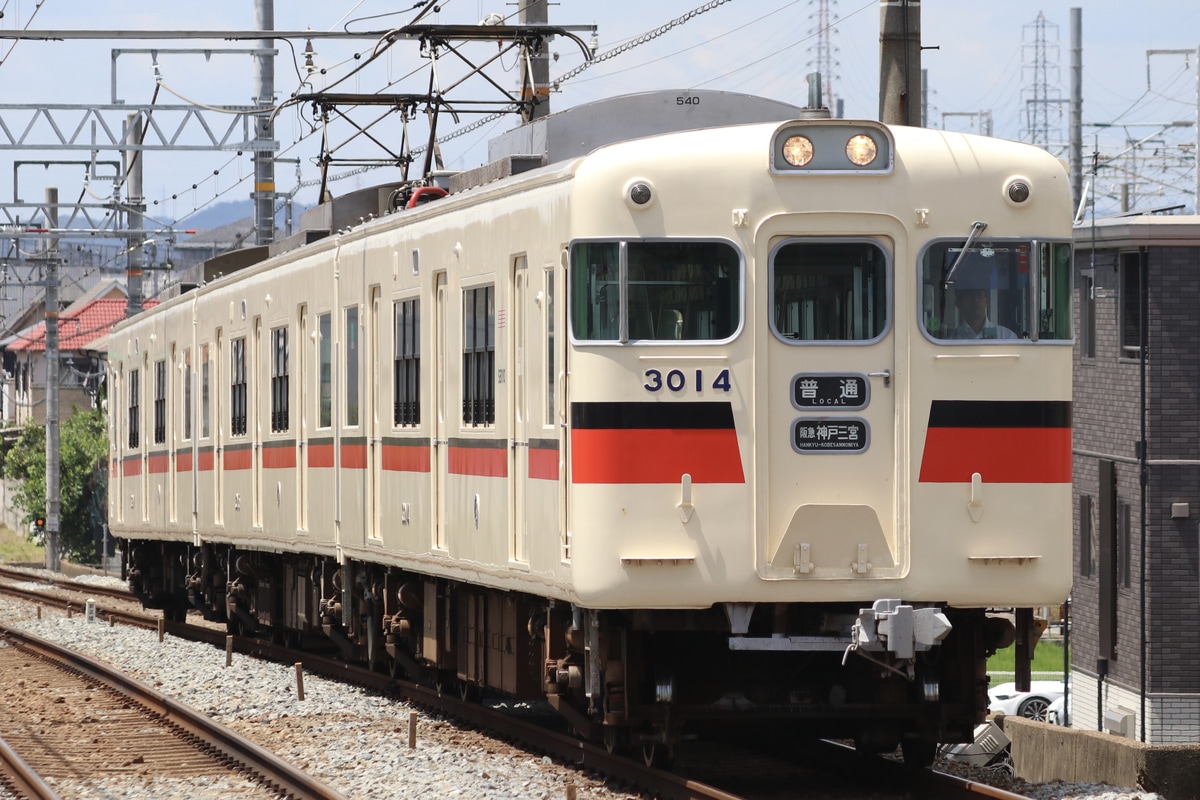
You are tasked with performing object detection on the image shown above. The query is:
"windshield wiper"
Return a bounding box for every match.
[942,221,989,289]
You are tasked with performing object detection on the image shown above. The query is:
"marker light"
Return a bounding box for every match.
[782,135,814,167]
[845,134,878,166]
[1007,180,1031,203]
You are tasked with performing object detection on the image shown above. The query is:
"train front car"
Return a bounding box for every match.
[559,119,1073,764]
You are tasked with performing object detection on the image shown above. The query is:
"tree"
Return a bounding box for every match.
[4,409,108,562]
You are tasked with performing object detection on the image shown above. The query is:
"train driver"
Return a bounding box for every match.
[949,288,1018,340]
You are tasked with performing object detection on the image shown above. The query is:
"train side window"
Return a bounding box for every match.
[394,298,420,427]
[463,285,495,426]
[345,306,360,427]
[770,240,888,341]
[570,240,740,342]
[920,239,1073,342]
[231,337,247,436]
[318,313,332,429]
[200,344,210,439]
[271,327,289,433]
[128,368,140,449]
[153,359,166,444]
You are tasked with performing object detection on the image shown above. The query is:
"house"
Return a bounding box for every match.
[1,280,154,428]
[1069,212,1200,743]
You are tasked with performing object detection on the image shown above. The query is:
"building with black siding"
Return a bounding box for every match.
[1069,213,1200,743]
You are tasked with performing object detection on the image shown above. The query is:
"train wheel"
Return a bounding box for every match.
[641,741,673,768]
[603,727,626,755]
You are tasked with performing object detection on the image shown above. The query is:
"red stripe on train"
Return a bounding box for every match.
[263,446,296,469]
[309,443,334,468]
[341,443,367,469]
[529,447,559,481]
[571,428,744,484]
[176,452,192,472]
[383,444,430,473]
[224,448,252,471]
[918,427,1072,483]
[449,446,507,478]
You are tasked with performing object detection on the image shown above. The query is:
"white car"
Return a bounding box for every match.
[1046,694,1070,726]
[987,680,1065,722]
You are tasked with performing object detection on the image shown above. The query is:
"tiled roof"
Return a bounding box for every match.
[5,298,158,353]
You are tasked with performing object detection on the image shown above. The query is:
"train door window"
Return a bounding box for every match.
[545,266,555,424]
[271,327,289,432]
[231,337,247,436]
[318,313,332,428]
[345,306,360,427]
[200,345,210,439]
[153,359,166,444]
[569,240,741,342]
[463,284,495,426]
[394,298,420,426]
[182,348,192,441]
[770,240,888,341]
[128,368,140,448]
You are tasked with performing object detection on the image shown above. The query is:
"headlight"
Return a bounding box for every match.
[782,135,814,167]
[845,134,878,166]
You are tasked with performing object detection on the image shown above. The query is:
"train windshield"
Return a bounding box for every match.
[569,240,741,342]
[921,239,1073,342]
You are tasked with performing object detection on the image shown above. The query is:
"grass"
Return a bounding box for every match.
[988,639,1067,680]
[0,523,44,564]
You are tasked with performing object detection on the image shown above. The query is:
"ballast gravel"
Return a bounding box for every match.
[1,578,645,800]
[0,572,1170,800]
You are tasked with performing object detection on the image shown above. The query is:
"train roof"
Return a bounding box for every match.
[487,89,809,165]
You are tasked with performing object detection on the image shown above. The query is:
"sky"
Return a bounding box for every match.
[1,0,1199,237]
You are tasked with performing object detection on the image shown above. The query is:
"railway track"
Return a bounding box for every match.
[0,624,347,800]
[0,568,1037,800]
[0,731,60,800]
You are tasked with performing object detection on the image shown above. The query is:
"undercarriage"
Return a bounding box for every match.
[124,539,1014,768]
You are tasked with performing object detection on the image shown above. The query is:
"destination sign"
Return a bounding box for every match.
[791,373,869,410]
[792,418,870,454]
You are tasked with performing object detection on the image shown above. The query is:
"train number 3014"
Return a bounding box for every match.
[644,368,732,393]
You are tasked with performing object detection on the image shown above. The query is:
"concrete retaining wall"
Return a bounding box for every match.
[1003,716,1200,800]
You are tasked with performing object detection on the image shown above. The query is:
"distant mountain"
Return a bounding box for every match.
[175,201,255,236]
[174,200,311,241]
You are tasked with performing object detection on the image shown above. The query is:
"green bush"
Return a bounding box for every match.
[4,409,108,562]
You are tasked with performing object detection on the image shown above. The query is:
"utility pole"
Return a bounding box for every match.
[44,187,61,573]
[1069,8,1083,214]
[519,0,551,121]
[878,0,921,126]
[124,114,144,319]
[254,0,276,245]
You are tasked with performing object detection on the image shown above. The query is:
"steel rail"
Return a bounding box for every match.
[0,733,62,800]
[0,625,349,800]
[0,565,131,601]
